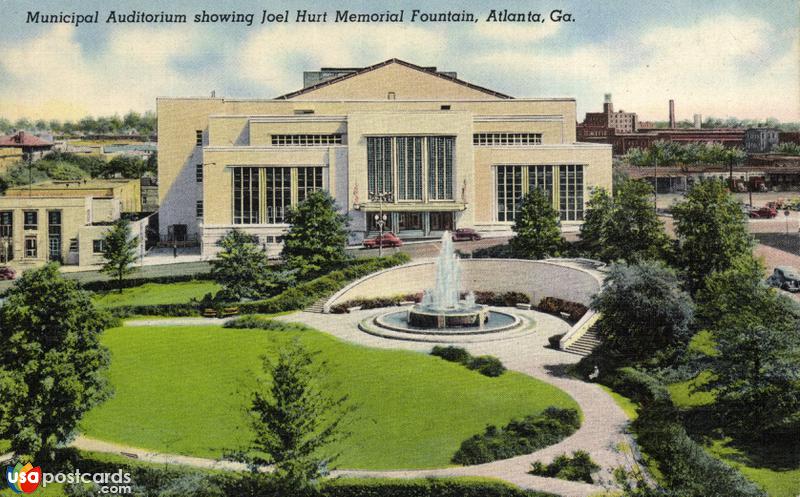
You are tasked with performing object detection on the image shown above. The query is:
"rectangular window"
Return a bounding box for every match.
[265,167,291,224]
[528,165,554,203]
[69,238,79,252]
[271,134,343,146]
[25,236,37,258]
[195,130,203,146]
[196,200,204,218]
[196,163,203,182]
[0,211,12,262]
[367,212,393,232]
[24,211,38,230]
[473,133,542,146]
[397,137,423,200]
[48,210,61,262]
[429,212,454,231]
[428,136,454,200]
[92,240,104,254]
[367,137,393,196]
[398,212,423,231]
[297,166,324,203]
[233,167,260,224]
[559,165,584,221]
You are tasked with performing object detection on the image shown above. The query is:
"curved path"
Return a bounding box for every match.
[74,310,637,497]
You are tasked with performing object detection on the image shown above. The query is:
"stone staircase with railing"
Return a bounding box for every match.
[563,323,602,356]
[304,296,329,313]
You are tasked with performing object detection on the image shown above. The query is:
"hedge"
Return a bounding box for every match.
[430,346,506,377]
[330,291,530,313]
[80,272,213,292]
[106,253,410,318]
[602,368,767,497]
[223,315,308,332]
[452,407,580,465]
[322,477,558,497]
[537,297,587,322]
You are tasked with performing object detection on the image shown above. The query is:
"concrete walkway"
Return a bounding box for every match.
[82,310,636,496]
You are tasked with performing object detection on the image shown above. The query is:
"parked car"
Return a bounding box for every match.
[363,232,403,248]
[749,206,778,219]
[452,228,482,242]
[0,266,16,280]
[767,266,800,292]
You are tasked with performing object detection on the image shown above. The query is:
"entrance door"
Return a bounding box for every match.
[48,211,62,262]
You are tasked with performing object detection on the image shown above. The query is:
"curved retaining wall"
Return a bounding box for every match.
[326,258,603,311]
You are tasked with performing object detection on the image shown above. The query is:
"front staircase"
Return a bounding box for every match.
[305,296,329,313]
[564,324,601,356]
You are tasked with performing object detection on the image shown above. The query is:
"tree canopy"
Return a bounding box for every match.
[100,218,140,292]
[509,188,564,259]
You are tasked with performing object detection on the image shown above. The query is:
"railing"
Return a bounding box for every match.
[155,234,199,248]
[559,310,600,350]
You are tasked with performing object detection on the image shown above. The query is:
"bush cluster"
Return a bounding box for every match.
[452,407,581,465]
[331,291,530,313]
[322,477,557,497]
[430,346,506,377]
[536,297,588,322]
[471,243,515,259]
[603,368,767,497]
[223,316,308,332]
[81,273,213,293]
[529,450,600,483]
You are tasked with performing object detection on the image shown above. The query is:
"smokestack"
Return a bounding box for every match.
[603,93,613,113]
[669,99,676,128]
[693,114,702,129]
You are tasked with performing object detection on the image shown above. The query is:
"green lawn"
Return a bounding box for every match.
[92,280,221,308]
[667,370,716,408]
[81,324,578,470]
[599,385,639,420]
[708,440,800,497]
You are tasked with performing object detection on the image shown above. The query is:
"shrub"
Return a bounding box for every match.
[452,407,580,465]
[81,273,213,293]
[472,243,515,259]
[330,293,420,313]
[606,367,672,406]
[529,450,600,483]
[547,334,565,349]
[431,345,471,364]
[472,291,530,307]
[467,355,506,377]
[536,297,588,322]
[223,316,307,332]
[321,477,558,497]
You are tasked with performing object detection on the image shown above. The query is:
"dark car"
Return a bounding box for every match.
[0,266,16,280]
[749,206,778,219]
[452,228,482,242]
[767,266,800,292]
[363,232,403,248]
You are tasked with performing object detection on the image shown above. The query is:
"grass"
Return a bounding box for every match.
[707,440,800,497]
[688,329,718,356]
[667,370,716,408]
[92,280,221,308]
[599,385,639,420]
[81,324,579,470]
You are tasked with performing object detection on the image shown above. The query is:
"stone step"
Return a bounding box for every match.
[304,296,329,313]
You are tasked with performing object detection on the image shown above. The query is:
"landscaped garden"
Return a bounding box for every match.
[92,280,221,308]
[80,323,579,470]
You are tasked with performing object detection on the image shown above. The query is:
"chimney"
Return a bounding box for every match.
[693,114,702,129]
[603,93,613,113]
[669,99,676,128]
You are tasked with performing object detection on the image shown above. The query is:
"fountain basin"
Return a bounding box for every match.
[408,304,489,329]
[375,308,521,335]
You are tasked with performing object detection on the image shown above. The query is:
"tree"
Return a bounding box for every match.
[672,179,753,294]
[210,229,285,301]
[247,339,350,494]
[601,180,669,262]
[0,264,111,461]
[282,191,350,279]
[509,188,564,259]
[592,261,694,363]
[106,155,146,178]
[100,218,139,292]
[578,187,613,257]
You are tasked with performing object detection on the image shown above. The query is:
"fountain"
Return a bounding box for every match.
[407,234,489,328]
[370,231,522,335]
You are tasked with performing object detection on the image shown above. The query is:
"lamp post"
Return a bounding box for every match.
[369,190,393,257]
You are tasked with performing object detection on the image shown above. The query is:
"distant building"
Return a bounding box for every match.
[0,179,149,269]
[0,131,54,168]
[580,94,639,133]
[779,131,800,145]
[745,128,780,153]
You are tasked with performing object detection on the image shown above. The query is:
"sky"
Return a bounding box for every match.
[0,0,798,122]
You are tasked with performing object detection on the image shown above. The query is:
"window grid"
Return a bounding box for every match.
[195,130,203,146]
[265,167,291,224]
[559,165,584,221]
[473,133,542,146]
[92,240,104,254]
[196,200,204,218]
[428,136,454,200]
[1,211,12,262]
[24,211,38,230]
[196,163,203,182]
[367,137,393,195]
[25,236,37,258]
[48,211,61,262]
[397,137,423,200]
[496,165,523,222]
[271,134,343,146]
[233,167,260,224]
[297,167,324,203]
[528,166,554,203]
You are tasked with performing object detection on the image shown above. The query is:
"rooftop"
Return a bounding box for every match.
[0,131,53,148]
[5,178,137,193]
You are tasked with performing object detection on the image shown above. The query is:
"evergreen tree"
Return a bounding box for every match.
[210,230,285,301]
[247,339,351,494]
[509,188,564,259]
[602,180,669,263]
[0,264,111,461]
[100,218,139,292]
[578,187,613,257]
[282,191,350,279]
[672,179,753,294]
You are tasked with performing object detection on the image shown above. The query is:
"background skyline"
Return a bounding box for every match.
[1,0,798,123]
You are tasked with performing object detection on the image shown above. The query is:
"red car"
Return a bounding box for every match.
[749,206,778,219]
[363,232,403,248]
[0,266,16,280]
[452,228,482,242]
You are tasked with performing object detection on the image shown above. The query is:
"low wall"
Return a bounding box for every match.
[326,258,603,311]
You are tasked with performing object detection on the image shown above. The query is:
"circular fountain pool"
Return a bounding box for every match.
[374,308,521,335]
